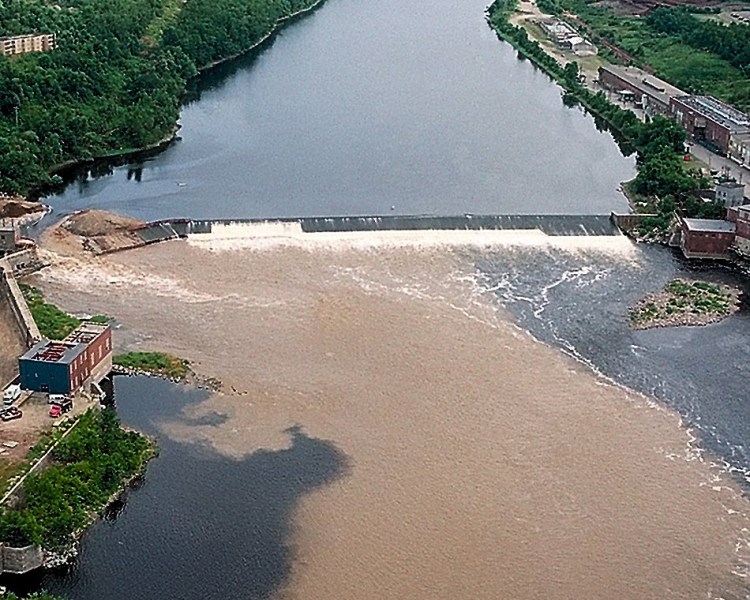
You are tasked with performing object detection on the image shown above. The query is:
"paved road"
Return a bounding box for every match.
[686,142,750,197]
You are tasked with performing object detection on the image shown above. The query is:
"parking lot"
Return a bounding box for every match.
[0,391,96,483]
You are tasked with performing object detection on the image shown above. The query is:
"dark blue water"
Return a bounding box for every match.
[3,377,348,599]
[474,243,750,485]
[42,0,634,223]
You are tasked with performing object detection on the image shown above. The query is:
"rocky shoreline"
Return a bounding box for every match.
[111,363,222,392]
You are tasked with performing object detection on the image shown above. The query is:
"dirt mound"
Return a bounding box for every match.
[63,209,143,238]
[0,198,45,219]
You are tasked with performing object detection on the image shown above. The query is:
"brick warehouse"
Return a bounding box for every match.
[19,322,112,395]
[679,217,736,259]
[597,65,684,116]
[670,95,750,156]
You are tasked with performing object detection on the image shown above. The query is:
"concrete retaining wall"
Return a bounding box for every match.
[0,251,41,347]
[610,212,659,231]
[192,214,624,236]
[0,543,44,574]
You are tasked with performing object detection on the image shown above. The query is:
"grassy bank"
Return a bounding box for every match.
[0,409,156,551]
[20,284,109,340]
[20,284,80,340]
[536,0,750,112]
[114,351,190,380]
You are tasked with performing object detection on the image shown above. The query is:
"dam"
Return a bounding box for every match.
[127,214,625,250]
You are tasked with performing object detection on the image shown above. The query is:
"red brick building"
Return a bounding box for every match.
[19,322,112,395]
[670,96,750,156]
[598,65,684,116]
[730,205,750,256]
[679,217,736,259]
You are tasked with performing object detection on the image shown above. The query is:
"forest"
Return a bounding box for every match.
[0,0,321,195]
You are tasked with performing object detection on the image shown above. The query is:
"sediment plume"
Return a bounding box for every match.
[29,231,750,600]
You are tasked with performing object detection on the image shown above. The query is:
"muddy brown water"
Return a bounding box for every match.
[26,231,750,600]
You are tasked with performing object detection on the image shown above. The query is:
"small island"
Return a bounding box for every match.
[629,279,742,330]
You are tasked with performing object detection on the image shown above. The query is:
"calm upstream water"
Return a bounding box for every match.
[44,0,634,221]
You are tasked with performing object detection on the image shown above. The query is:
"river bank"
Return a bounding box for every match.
[486,0,713,221]
[0,408,156,569]
[46,0,328,193]
[20,0,327,204]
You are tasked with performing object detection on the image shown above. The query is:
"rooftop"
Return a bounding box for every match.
[20,321,110,364]
[675,95,750,132]
[599,65,685,106]
[0,33,53,42]
[63,321,109,345]
[717,182,745,190]
[682,218,736,233]
[21,340,84,365]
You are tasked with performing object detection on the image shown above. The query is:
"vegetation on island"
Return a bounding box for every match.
[114,351,190,379]
[0,409,155,550]
[0,0,323,196]
[629,279,740,329]
[488,0,713,227]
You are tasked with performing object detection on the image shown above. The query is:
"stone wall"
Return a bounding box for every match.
[0,250,42,347]
[610,212,659,232]
[0,543,44,574]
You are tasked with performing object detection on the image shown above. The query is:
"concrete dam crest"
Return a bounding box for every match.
[130,215,625,248]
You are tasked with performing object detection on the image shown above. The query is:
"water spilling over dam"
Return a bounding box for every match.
[126,214,626,252]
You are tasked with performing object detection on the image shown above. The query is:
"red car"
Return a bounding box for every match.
[49,398,72,418]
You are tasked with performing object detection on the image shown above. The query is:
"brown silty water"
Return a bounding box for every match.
[30,226,750,600]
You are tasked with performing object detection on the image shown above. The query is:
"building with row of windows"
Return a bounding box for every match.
[670,95,750,157]
[678,183,750,259]
[597,65,684,117]
[0,33,56,56]
[597,65,750,159]
[19,322,112,395]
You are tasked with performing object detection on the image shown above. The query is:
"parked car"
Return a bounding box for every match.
[49,398,73,418]
[1,407,22,421]
[48,393,68,405]
[3,385,21,405]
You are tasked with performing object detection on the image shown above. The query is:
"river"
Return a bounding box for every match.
[45,0,633,221]
[8,0,750,598]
